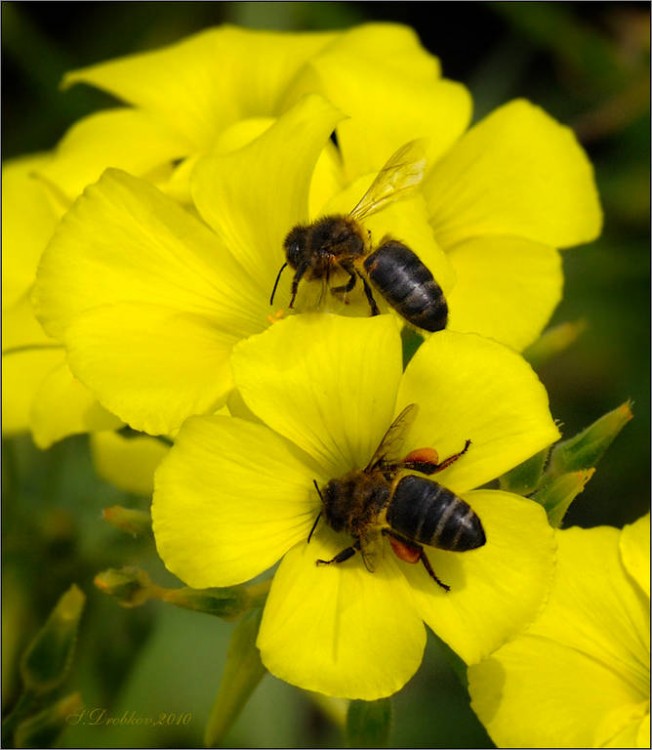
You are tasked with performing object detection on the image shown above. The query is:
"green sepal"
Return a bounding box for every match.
[19,584,85,695]
[532,469,596,528]
[346,698,393,749]
[499,447,549,496]
[13,692,82,749]
[95,567,268,620]
[204,607,267,748]
[523,319,587,368]
[546,401,633,476]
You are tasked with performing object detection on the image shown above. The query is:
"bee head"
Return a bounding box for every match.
[283,225,309,269]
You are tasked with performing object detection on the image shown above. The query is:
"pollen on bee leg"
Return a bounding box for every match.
[387,534,422,564]
[403,447,440,465]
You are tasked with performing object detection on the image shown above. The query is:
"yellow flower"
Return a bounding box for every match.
[9,23,438,446]
[153,315,560,699]
[468,514,650,748]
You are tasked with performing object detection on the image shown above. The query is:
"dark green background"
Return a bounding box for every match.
[3,2,649,747]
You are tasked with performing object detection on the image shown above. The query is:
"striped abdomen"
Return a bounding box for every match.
[363,240,448,332]
[386,475,485,551]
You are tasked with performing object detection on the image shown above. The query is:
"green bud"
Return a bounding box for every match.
[20,585,85,695]
[547,402,633,477]
[534,469,596,528]
[94,567,153,607]
[204,608,267,748]
[499,447,549,496]
[523,319,587,368]
[161,586,251,620]
[14,692,82,749]
[346,698,393,749]
[102,505,152,537]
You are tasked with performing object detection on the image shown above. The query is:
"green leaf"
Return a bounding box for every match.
[204,607,267,748]
[346,698,393,748]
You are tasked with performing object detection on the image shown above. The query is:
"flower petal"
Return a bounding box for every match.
[2,155,62,309]
[152,415,320,588]
[469,636,645,749]
[34,168,256,342]
[64,303,235,435]
[397,330,560,493]
[620,513,650,599]
[468,521,650,749]
[528,526,650,690]
[446,235,563,351]
[402,490,555,664]
[232,314,403,475]
[36,108,189,201]
[64,27,338,150]
[90,431,169,497]
[289,48,470,179]
[424,99,603,249]
[258,526,426,699]
[30,360,123,448]
[191,94,343,291]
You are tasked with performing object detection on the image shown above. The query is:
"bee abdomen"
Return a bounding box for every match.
[387,475,485,552]
[363,241,448,332]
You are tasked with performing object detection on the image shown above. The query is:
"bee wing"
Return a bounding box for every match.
[349,139,427,223]
[365,403,419,473]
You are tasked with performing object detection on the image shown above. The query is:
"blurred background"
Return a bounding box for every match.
[2,2,649,747]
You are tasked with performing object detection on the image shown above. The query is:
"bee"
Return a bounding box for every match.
[270,140,448,333]
[308,403,485,591]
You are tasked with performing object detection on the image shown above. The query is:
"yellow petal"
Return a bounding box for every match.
[30,361,123,449]
[403,490,555,664]
[64,303,235,436]
[446,235,563,351]
[2,155,62,309]
[90,431,169,497]
[64,26,338,151]
[34,168,257,342]
[620,513,650,599]
[289,48,470,179]
[258,525,426,699]
[424,99,603,249]
[232,315,403,475]
[191,94,343,291]
[36,108,189,201]
[529,526,650,689]
[152,415,320,588]
[397,330,560,493]
[470,637,645,749]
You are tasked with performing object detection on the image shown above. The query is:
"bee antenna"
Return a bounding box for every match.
[270,262,288,305]
[307,480,324,544]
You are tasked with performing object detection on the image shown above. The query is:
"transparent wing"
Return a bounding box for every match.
[365,403,419,473]
[349,139,427,223]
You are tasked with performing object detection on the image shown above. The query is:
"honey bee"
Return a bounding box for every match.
[309,404,485,591]
[270,140,448,333]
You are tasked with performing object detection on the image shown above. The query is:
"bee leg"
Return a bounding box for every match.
[429,440,472,474]
[356,269,380,316]
[384,530,450,591]
[316,539,361,567]
[329,267,357,299]
[419,550,451,592]
[289,264,310,308]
